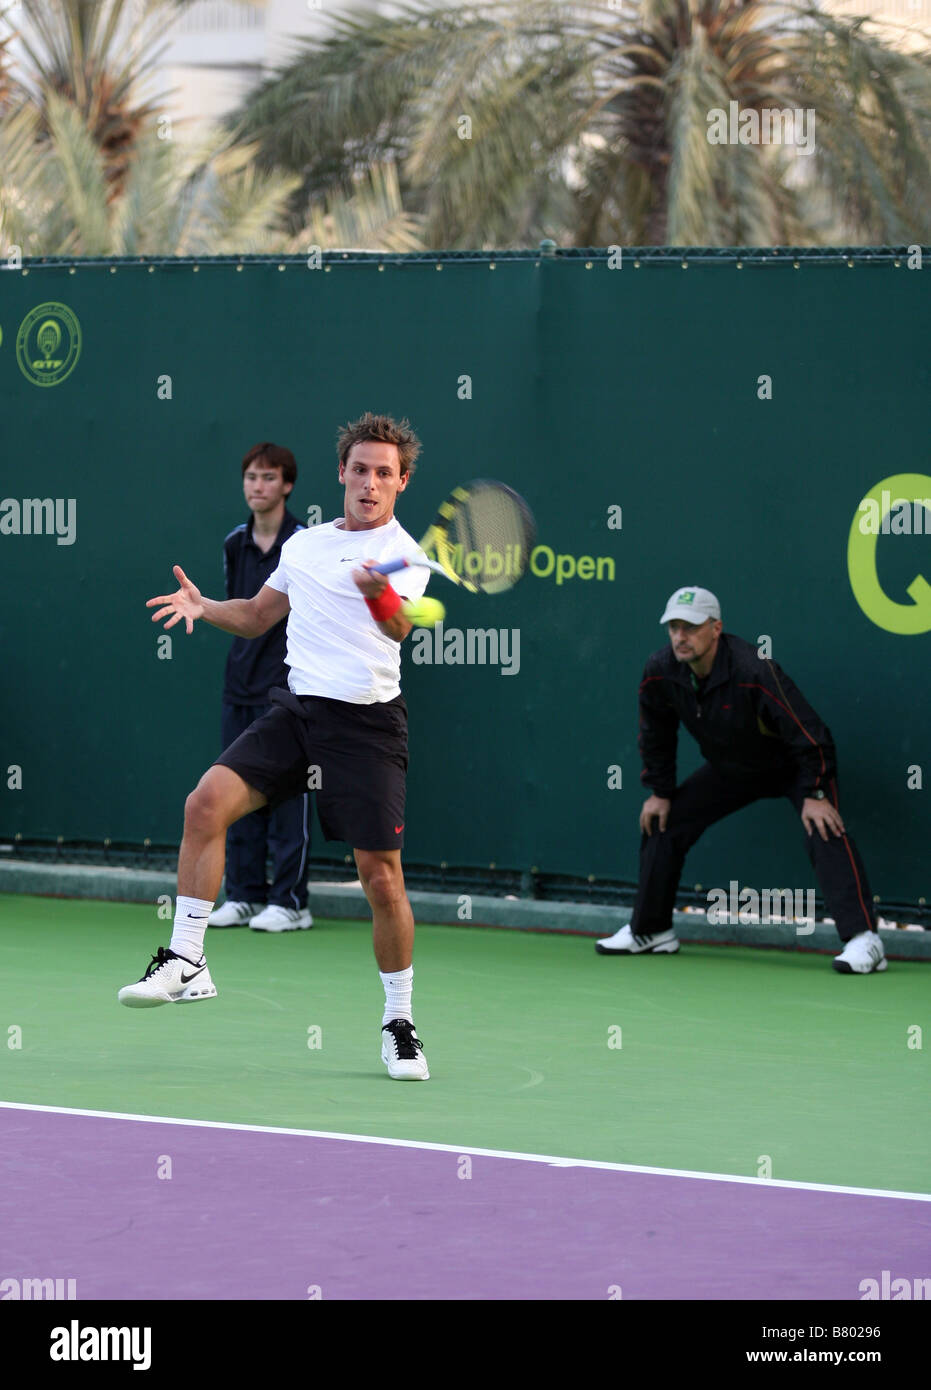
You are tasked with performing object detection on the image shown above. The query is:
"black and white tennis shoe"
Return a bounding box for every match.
[595,924,680,955]
[381,1019,429,1080]
[118,947,218,1007]
[832,930,887,974]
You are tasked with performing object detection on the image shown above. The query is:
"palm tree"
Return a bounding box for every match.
[0,7,14,115]
[0,89,301,254]
[0,1,427,255]
[230,0,931,247]
[5,0,185,196]
[0,90,425,256]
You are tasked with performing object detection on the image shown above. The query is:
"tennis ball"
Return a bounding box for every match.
[401,596,446,628]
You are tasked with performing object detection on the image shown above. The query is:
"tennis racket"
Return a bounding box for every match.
[373,479,536,595]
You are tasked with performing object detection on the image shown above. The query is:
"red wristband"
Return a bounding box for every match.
[365,583,402,622]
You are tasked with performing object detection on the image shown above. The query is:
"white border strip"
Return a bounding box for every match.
[2,1100,929,1203]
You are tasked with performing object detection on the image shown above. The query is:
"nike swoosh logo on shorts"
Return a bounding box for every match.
[394,824,404,834]
[180,967,205,983]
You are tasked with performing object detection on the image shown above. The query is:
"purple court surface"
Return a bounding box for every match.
[2,1105,929,1300]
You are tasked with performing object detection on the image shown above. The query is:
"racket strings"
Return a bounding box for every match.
[441,484,535,594]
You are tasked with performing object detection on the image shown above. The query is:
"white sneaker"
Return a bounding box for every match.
[595,923,680,955]
[381,1019,430,1080]
[249,905,313,932]
[832,930,887,974]
[208,900,262,927]
[118,947,217,1007]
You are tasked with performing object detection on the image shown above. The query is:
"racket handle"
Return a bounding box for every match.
[370,558,410,575]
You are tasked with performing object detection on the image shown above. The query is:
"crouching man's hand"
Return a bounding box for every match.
[802,797,845,841]
[640,795,671,836]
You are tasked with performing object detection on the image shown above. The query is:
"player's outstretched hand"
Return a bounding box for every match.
[640,795,671,836]
[801,797,845,841]
[146,565,205,635]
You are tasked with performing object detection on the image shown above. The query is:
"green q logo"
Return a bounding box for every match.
[848,473,931,634]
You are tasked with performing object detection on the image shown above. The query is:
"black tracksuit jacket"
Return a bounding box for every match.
[222,509,303,704]
[638,633,838,801]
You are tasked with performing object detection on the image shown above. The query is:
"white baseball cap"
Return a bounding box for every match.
[659,586,721,625]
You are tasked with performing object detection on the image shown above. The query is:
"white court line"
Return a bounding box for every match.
[1,1099,929,1203]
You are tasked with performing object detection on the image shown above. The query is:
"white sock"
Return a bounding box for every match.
[380,966,413,1025]
[170,895,214,962]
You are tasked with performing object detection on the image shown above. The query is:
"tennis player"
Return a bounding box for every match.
[597,586,886,973]
[119,413,433,1079]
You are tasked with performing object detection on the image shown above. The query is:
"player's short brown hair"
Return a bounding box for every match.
[337,413,421,478]
[241,442,297,486]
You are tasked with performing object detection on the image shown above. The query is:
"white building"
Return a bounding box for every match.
[156,0,430,138]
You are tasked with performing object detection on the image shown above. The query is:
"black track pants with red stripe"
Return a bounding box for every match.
[631,762,877,944]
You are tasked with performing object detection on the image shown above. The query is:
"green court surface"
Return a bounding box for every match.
[1,894,928,1194]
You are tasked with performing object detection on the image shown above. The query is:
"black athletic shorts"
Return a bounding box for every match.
[214,687,409,852]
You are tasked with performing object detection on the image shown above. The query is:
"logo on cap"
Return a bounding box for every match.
[678,590,695,604]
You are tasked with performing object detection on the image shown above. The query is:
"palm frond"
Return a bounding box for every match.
[665,24,731,244]
[43,89,112,253]
[292,161,425,252]
[0,104,49,252]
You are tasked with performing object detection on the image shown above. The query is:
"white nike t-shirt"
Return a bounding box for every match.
[264,516,430,703]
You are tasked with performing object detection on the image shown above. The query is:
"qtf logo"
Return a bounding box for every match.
[848,474,931,635]
[16,302,82,387]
